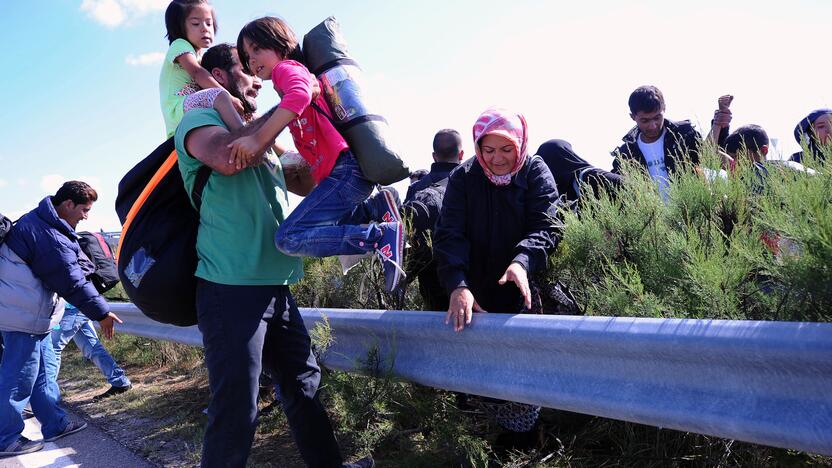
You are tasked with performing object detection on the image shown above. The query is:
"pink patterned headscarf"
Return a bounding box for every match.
[473,107,529,186]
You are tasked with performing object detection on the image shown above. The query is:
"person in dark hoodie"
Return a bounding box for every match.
[535,139,624,203]
[789,109,831,163]
[611,85,702,198]
[0,181,122,457]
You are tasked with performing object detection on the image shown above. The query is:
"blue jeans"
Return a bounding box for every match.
[196,280,342,467]
[0,331,68,448]
[275,152,382,257]
[51,307,131,388]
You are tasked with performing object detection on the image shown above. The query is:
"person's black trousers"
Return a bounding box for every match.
[196,280,342,468]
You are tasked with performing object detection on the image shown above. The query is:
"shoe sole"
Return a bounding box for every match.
[92,386,132,402]
[0,443,44,457]
[43,421,88,442]
[380,188,401,224]
[387,223,405,291]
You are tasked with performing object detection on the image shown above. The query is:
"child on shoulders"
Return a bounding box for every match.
[159,0,244,138]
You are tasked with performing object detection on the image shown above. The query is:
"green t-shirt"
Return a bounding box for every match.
[160,38,200,138]
[174,108,304,286]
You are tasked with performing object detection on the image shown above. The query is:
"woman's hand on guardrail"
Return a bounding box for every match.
[446,287,485,332]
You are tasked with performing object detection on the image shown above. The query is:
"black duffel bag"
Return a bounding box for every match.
[115,138,209,326]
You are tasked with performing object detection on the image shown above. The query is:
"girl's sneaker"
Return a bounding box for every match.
[375,221,406,292]
[377,187,401,224]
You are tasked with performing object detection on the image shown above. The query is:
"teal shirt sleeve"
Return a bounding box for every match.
[174,109,225,206]
[165,38,196,64]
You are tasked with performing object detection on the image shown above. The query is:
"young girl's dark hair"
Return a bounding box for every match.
[236,16,304,75]
[165,0,217,45]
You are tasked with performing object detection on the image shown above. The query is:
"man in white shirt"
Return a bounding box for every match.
[611,85,702,197]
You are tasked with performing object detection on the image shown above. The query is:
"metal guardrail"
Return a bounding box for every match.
[109,303,832,456]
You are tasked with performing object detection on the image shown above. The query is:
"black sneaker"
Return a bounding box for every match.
[343,455,375,468]
[92,384,132,402]
[43,419,88,442]
[0,436,44,457]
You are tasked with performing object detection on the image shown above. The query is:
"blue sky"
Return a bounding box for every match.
[2,0,830,231]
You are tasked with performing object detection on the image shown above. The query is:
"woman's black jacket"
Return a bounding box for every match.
[434,155,562,313]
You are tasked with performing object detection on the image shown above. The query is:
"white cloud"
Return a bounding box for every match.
[125,52,165,66]
[80,0,167,28]
[80,0,126,27]
[121,0,169,14]
[40,174,66,193]
[0,179,7,188]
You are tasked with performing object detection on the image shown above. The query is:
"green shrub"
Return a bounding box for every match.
[551,143,832,322]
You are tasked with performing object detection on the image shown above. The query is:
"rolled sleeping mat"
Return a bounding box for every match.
[303,17,409,185]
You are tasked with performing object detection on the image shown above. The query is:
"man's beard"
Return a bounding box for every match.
[226,74,256,118]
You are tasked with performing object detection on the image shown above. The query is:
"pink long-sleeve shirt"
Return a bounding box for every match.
[273,60,349,184]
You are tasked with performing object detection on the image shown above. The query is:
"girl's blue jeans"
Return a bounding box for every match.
[275,152,383,257]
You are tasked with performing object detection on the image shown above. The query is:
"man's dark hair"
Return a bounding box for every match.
[202,43,257,116]
[237,17,303,75]
[164,0,217,45]
[628,85,666,115]
[726,125,769,155]
[53,181,98,206]
[432,129,462,162]
[201,43,235,74]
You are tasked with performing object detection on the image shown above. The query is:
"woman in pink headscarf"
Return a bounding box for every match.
[435,107,562,329]
[433,107,562,439]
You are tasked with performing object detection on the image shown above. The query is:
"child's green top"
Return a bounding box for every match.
[159,38,200,138]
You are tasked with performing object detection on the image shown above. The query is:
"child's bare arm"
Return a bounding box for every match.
[228,108,297,163]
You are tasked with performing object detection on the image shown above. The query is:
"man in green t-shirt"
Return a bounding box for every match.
[174,44,362,468]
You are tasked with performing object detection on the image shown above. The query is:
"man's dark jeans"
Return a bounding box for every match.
[196,280,342,468]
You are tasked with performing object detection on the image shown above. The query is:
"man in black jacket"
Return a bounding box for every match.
[401,129,464,311]
[611,85,702,197]
[405,129,464,202]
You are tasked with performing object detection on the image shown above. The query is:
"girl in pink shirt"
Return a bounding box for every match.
[230,16,405,292]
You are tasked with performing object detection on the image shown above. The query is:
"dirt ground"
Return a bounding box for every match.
[58,346,307,467]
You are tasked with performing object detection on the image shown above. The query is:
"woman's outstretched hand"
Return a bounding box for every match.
[446,287,485,332]
[498,262,531,310]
